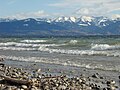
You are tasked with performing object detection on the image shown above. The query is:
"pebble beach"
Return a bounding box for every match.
[0,59,119,90]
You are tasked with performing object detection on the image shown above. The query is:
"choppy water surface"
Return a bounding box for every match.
[0,36,120,72]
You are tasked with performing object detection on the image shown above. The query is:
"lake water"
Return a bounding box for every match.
[0,36,120,72]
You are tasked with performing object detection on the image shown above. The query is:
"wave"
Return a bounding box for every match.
[69,40,78,44]
[15,43,59,47]
[1,55,120,72]
[0,42,120,57]
[0,47,37,51]
[0,46,119,57]
[0,42,34,47]
[0,42,17,46]
[20,40,47,43]
[0,42,60,47]
[38,47,120,57]
[91,44,120,50]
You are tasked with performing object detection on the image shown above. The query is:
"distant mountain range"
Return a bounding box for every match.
[0,16,120,37]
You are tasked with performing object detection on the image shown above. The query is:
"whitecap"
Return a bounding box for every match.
[69,40,78,44]
[0,47,37,51]
[91,44,120,50]
[20,40,47,43]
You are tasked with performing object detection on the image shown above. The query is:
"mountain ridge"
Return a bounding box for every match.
[0,16,120,36]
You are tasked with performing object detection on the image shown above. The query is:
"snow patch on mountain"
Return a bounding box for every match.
[69,17,76,22]
[23,24,28,26]
[0,18,16,22]
[78,23,88,26]
[54,16,76,22]
[0,15,120,35]
[111,14,120,20]
[0,16,120,28]
[81,16,94,22]
[55,17,65,22]
[24,18,31,22]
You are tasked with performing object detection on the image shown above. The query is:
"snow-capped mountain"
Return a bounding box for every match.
[54,16,76,22]
[80,16,94,22]
[0,16,120,36]
[0,18,17,22]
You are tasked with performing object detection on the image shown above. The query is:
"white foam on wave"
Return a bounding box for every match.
[0,42,64,52]
[0,41,60,48]
[1,55,64,65]
[91,44,120,50]
[0,42,17,46]
[1,55,120,72]
[0,55,98,68]
[15,43,59,47]
[69,40,78,44]
[38,47,120,57]
[20,40,47,43]
[0,42,120,57]
[0,47,37,51]
[0,42,34,47]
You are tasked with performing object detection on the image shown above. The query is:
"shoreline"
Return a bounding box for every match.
[0,59,119,90]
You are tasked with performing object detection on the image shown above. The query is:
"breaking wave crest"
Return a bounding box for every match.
[69,40,78,44]
[0,42,120,57]
[0,47,37,51]
[20,40,48,43]
[0,42,60,47]
[38,47,120,57]
[0,42,17,46]
[91,44,120,50]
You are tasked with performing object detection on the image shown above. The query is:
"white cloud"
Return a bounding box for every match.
[49,0,120,17]
[5,10,49,19]
[76,8,89,15]
[31,10,49,17]
[75,7,108,16]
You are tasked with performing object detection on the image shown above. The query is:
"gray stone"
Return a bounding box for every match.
[58,85,66,90]
[31,86,38,90]
[92,74,99,78]
[21,85,27,89]
[3,86,12,90]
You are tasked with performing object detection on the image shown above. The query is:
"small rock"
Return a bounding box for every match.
[31,78,37,82]
[31,86,38,90]
[20,89,24,90]
[16,88,21,90]
[111,80,115,85]
[86,86,92,90]
[103,88,107,90]
[58,85,66,90]
[107,86,116,90]
[52,87,57,90]
[118,76,120,79]
[107,80,115,86]
[44,85,49,90]
[100,76,104,79]
[33,63,36,65]
[3,86,12,90]
[92,74,99,78]
[37,68,41,72]
[107,81,110,85]
[21,85,27,89]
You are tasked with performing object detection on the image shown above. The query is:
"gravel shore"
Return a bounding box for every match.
[0,60,119,90]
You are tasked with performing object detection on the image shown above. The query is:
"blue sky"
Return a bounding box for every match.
[0,0,120,19]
